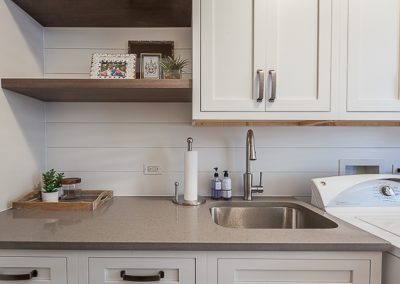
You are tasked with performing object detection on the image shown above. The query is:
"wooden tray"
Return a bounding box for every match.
[12,190,113,211]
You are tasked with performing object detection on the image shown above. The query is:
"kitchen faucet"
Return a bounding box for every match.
[243,129,264,200]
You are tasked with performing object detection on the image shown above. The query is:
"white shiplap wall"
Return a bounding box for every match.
[44,28,400,198]
[0,0,45,211]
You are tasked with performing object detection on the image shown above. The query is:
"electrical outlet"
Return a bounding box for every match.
[392,163,400,175]
[143,164,162,175]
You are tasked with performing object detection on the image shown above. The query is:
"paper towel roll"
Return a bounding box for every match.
[184,151,198,201]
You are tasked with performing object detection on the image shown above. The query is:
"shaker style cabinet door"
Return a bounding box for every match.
[255,0,332,112]
[200,0,265,112]
[199,0,332,113]
[347,0,400,112]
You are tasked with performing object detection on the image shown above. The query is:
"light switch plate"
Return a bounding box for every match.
[143,164,162,175]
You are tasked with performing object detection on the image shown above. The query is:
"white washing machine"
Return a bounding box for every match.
[311,174,400,284]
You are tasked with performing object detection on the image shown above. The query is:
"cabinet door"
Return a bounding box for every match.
[218,258,370,284]
[89,257,195,284]
[347,0,400,112]
[256,0,332,112]
[201,0,265,112]
[0,257,67,284]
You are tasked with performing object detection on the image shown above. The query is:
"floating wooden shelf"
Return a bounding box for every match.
[1,79,192,102]
[11,0,191,27]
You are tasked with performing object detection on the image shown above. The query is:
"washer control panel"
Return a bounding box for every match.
[327,179,400,207]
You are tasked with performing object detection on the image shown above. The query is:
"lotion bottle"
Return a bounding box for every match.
[222,170,232,200]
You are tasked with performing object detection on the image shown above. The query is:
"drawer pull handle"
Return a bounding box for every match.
[0,270,38,280]
[120,270,164,282]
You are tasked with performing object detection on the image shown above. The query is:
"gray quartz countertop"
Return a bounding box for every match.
[0,196,390,251]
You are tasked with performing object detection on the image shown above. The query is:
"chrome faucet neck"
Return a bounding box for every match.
[244,129,263,201]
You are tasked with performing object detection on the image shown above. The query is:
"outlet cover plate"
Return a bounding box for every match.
[143,164,162,175]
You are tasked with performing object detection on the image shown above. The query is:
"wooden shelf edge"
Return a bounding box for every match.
[1,78,192,102]
[1,79,192,89]
[192,120,400,127]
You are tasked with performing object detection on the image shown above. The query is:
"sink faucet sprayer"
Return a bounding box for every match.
[243,129,263,200]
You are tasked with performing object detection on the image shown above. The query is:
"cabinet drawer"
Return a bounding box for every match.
[218,258,370,284]
[0,257,67,284]
[89,257,195,284]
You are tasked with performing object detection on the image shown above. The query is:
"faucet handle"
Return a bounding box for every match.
[254,172,264,194]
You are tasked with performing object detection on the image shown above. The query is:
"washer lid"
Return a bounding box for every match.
[312,174,400,208]
[357,216,400,238]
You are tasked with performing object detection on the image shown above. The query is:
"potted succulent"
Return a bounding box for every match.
[41,169,64,202]
[160,56,189,79]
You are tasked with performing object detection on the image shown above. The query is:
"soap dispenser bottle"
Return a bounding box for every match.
[222,170,232,200]
[211,167,222,200]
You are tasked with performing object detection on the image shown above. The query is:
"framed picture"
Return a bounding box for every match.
[90,54,136,79]
[140,53,162,79]
[128,41,174,78]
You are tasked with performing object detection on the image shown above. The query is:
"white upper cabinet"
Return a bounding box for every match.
[195,0,332,119]
[256,0,331,112]
[200,0,262,112]
[347,0,400,112]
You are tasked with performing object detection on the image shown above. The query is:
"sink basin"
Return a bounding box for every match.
[210,202,338,229]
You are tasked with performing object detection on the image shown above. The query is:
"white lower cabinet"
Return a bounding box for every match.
[88,257,195,284]
[0,257,67,284]
[0,251,382,284]
[218,258,370,284]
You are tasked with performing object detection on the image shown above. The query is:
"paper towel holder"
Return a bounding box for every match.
[172,182,206,206]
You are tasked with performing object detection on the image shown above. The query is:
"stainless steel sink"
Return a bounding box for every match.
[210,202,338,229]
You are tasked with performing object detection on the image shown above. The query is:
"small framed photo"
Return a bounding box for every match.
[140,53,162,79]
[90,54,136,79]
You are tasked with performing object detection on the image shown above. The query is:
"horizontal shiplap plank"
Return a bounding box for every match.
[44,73,192,79]
[44,48,192,74]
[56,171,336,197]
[44,48,125,74]
[44,73,89,79]
[47,147,399,173]
[44,73,193,80]
[44,28,192,49]
[46,122,400,148]
[46,103,192,123]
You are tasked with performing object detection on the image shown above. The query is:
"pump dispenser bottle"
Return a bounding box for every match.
[222,170,232,200]
[211,167,222,200]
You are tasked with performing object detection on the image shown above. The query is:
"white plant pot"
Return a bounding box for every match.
[41,191,59,202]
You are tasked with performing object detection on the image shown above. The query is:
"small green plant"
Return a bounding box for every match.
[42,169,64,193]
[55,172,65,188]
[160,56,189,73]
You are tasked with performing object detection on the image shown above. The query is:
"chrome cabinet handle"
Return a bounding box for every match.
[120,270,164,282]
[0,270,38,280]
[256,69,265,102]
[268,70,277,103]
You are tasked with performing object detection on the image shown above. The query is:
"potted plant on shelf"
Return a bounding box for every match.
[160,56,189,79]
[41,169,64,202]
